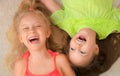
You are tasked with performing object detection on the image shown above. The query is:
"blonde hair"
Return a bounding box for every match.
[6,0,51,71]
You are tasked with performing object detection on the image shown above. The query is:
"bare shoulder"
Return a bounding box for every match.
[56,53,68,63]
[14,58,26,76]
[56,54,76,76]
[14,58,26,68]
[56,53,71,69]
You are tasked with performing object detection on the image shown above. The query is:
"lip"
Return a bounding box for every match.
[75,35,86,45]
[28,35,40,44]
[78,35,86,41]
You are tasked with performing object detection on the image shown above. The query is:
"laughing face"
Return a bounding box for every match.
[69,28,99,67]
[18,12,51,51]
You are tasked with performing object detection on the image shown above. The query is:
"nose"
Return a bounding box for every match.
[29,27,35,33]
[76,42,82,49]
[76,44,87,55]
[75,44,82,52]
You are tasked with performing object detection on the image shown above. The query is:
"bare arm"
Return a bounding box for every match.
[14,59,26,76]
[56,54,76,76]
[41,0,62,13]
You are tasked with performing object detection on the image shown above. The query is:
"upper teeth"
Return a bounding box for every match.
[29,36,38,40]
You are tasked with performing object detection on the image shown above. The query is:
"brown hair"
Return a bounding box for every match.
[74,33,120,76]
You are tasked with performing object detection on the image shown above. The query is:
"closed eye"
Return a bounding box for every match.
[79,50,87,55]
[22,27,29,31]
[36,25,41,27]
[35,24,41,27]
[23,27,29,29]
[70,47,75,51]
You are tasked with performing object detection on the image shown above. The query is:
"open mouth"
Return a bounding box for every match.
[29,36,39,44]
[77,36,86,42]
[76,35,86,44]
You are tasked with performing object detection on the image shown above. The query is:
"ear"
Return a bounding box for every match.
[18,35,23,43]
[46,28,51,38]
[95,44,99,55]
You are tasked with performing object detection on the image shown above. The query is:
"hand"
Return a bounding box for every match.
[40,0,54,4]
[40,0,61,13]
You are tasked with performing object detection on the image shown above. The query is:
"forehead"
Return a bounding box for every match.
[19,12,47,26]
[69,51,94,67]
[22,12,44,21]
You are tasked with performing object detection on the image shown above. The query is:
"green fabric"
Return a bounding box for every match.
[51,0,120,40]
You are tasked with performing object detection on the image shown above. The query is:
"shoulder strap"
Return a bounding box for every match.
[48,49,59,69]
[21,51,30,75]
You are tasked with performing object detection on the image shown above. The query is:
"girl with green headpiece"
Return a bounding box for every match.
[41,0,120,68]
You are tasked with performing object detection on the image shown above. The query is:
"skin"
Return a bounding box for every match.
[69,28,99,67]
[41,0,99,67]
[14,12,75,76]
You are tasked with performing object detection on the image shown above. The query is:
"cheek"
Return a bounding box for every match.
[69,52,84,66]
[70,37,76,46]
[41,29,51,38]
[69,52,78,61]
[69,41,74,48]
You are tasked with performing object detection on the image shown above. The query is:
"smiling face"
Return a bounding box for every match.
[69,28,99,67]
[18,12,51,51]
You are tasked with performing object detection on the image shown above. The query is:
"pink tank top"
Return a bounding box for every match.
[21,49,62,76]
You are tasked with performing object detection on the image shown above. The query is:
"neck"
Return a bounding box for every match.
[28,47,49,62]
